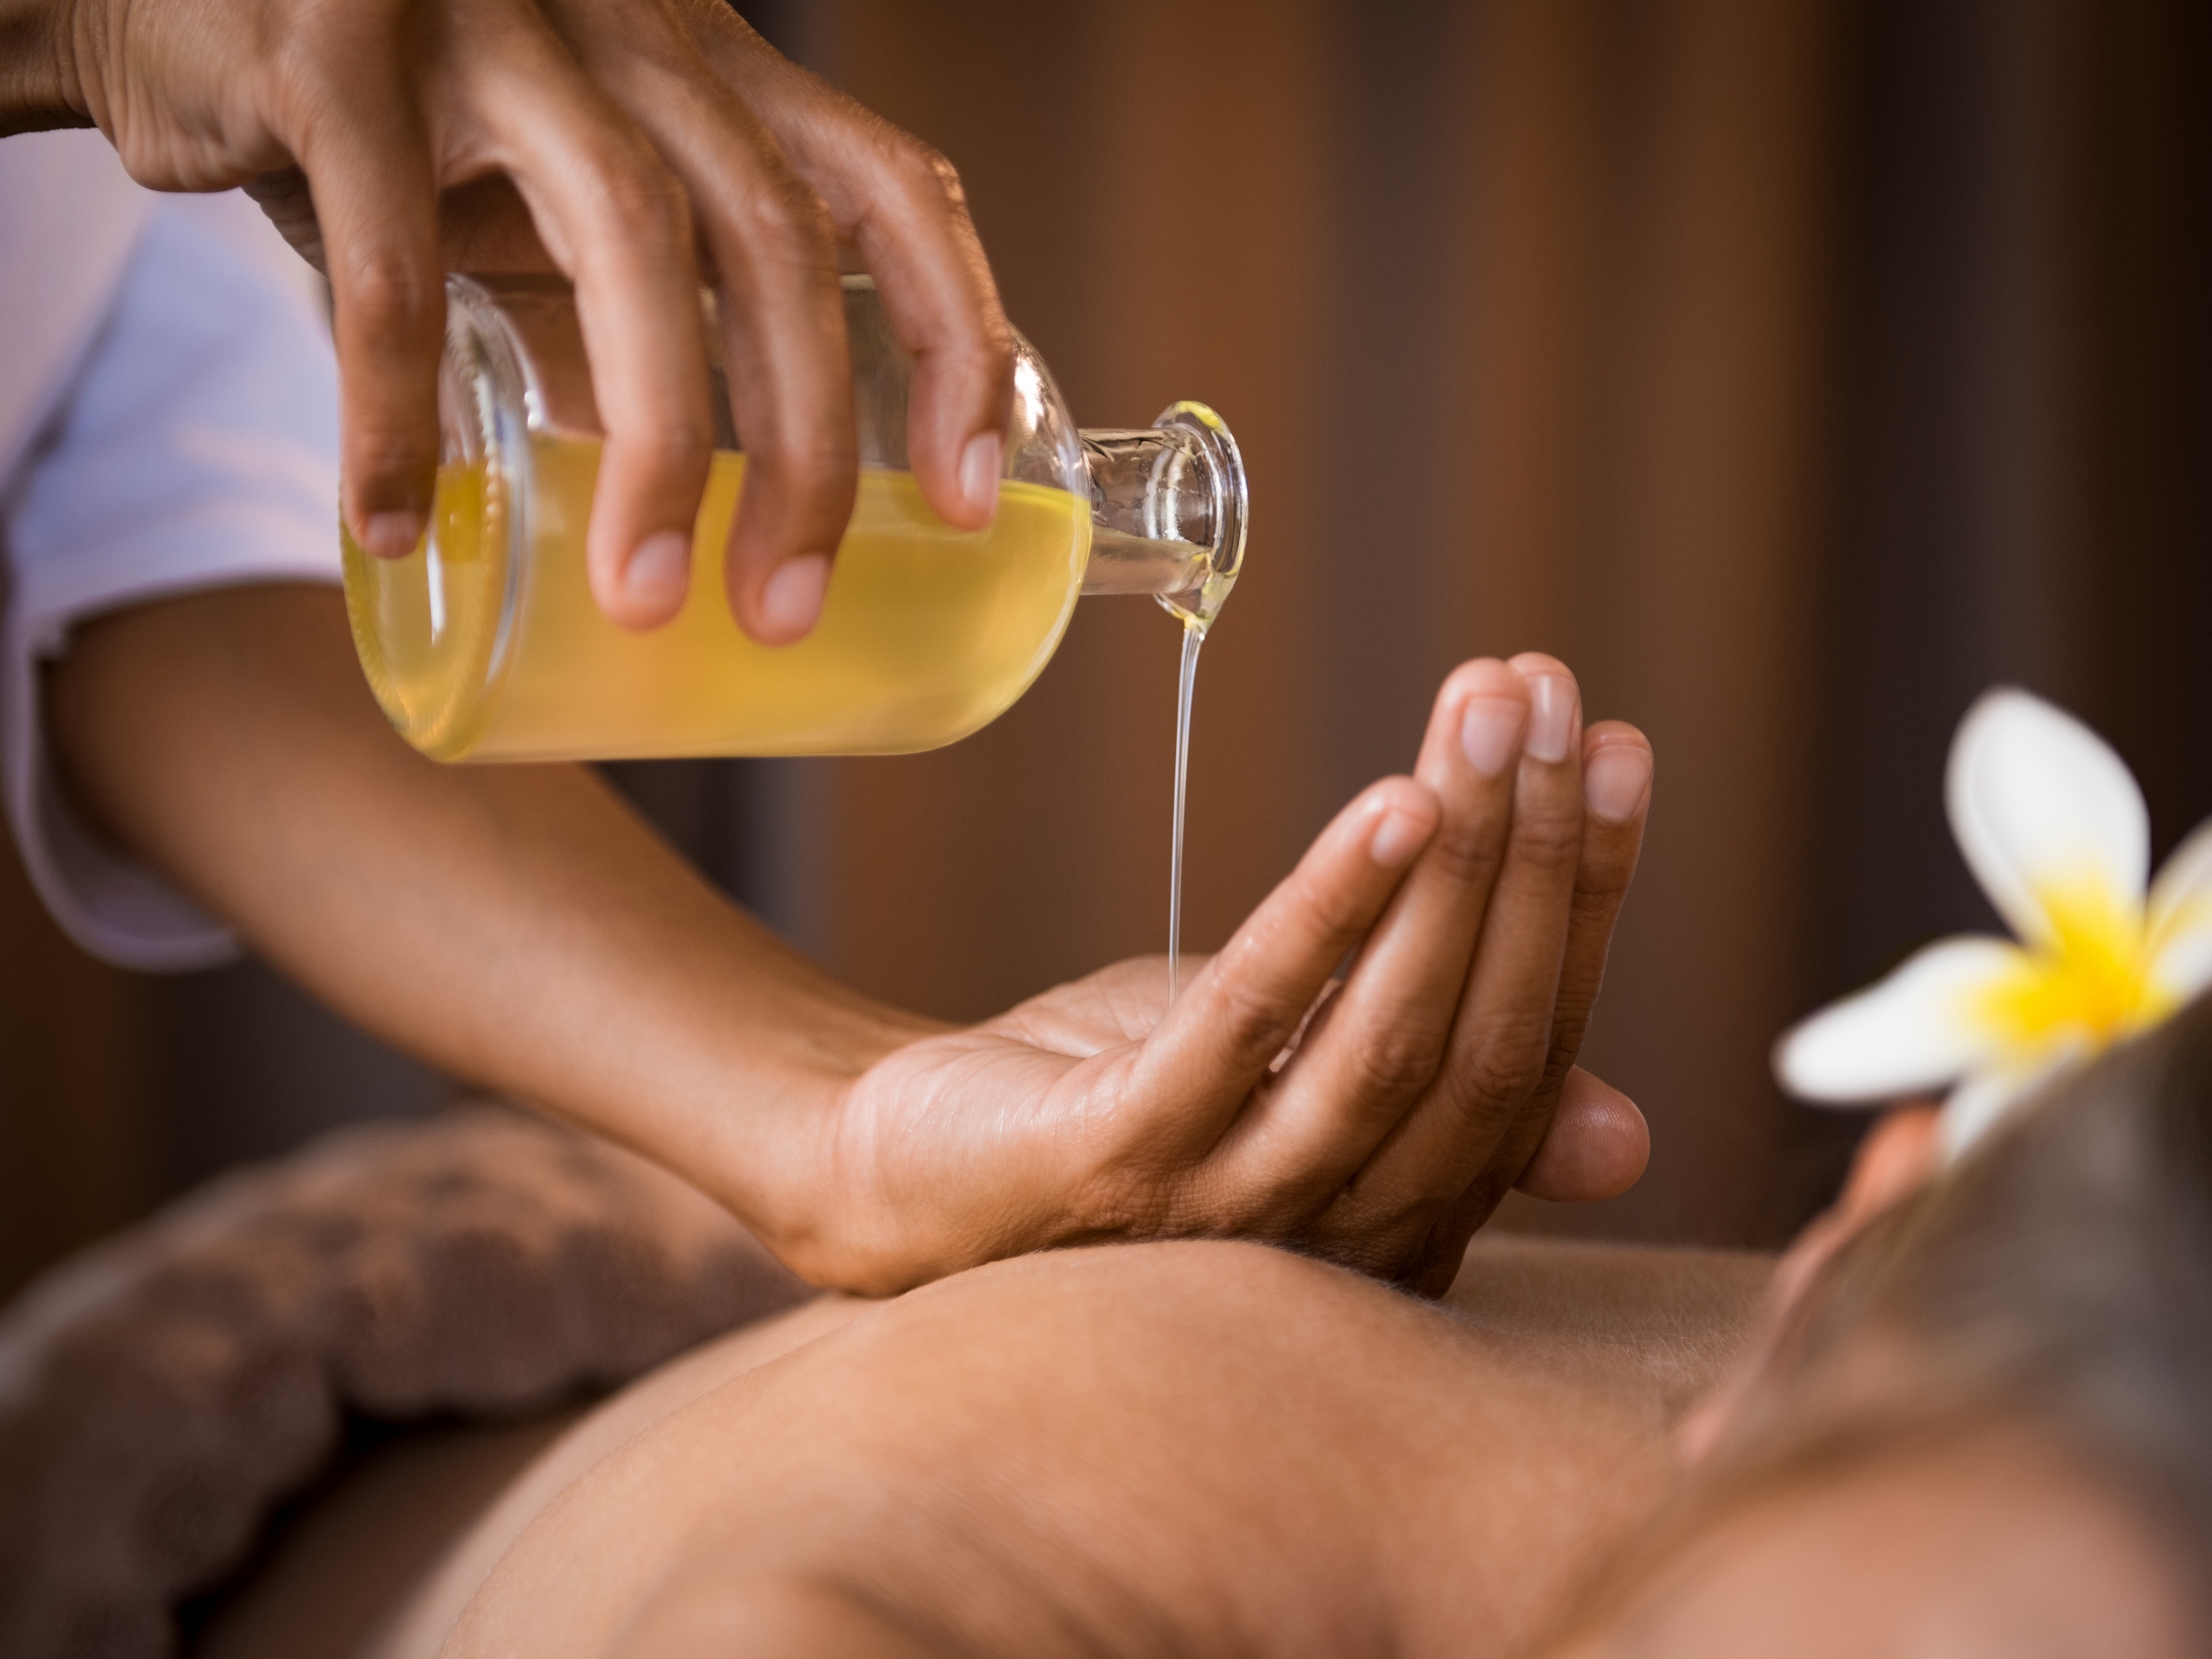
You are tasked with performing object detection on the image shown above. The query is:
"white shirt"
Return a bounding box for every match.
[1,130,340,969]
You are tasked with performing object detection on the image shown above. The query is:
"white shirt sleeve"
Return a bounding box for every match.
[3,185,342,970]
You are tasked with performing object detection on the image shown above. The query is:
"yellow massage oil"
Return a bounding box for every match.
[344,432,1091,762]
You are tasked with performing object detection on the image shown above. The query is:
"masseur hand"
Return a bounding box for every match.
[772,654,1653,1294]
[1,0,1010,639]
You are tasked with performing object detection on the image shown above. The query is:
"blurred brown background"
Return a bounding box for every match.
[5,0,2209,1296]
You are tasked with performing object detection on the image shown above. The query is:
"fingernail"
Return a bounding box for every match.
[623,531,691,612]
[959,431,1001,520]
[1585,745,1652,824]
[1370,805,1432,869]
[1525,674,1577,764]
[359,510,427,559]
[1459,697,1526,777]
[760,553,830,639]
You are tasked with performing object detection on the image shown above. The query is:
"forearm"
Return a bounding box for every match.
[46,583,934,1230]
[0,0,87,132]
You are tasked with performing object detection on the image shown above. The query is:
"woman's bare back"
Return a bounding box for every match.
[364,1236,1766,1659]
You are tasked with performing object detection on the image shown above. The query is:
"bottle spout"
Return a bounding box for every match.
[1079,402,1247,634]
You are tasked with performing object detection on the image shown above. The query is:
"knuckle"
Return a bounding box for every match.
[1344,1021,1446,1104]
[589,149,692,247]
[749,446,858,543]
[1423,816,1506,889]
[887,137,965,206]
[1293,885,1363,952]
[270,35,346,118]
[1067,1162,1171,1241]
[343,400,437,479]
[1456,1023,1554,1110]
[335,251,438,343]
[1458,1059,1535,1119]
[1569,876,1624,921]
[1210,957,1305,1066]
[1509,809,1583,877]
[346,434,434,487]
[729,164,836,260]
[624,417,715,482]
[764,439,859,495]
[1243,894,1351,989]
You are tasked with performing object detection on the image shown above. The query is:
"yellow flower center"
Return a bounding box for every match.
[1975,879,2174,1049]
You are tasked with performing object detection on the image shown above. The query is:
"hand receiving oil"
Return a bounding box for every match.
[5,0,1011,643]
[779,655,1653,1294]
[54,586,1645,1301]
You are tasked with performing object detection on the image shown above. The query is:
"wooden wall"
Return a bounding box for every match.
[776,0,1850,1243]
[765,0,2212,1244]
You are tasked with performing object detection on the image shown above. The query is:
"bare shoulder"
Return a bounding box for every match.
[1446,1234,1776,1412]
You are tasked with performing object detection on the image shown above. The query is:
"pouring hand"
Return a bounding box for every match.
[775,657,1651,1294]
[10,0,1010,641]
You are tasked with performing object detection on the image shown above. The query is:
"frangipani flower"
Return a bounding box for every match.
[1776,689,2212,1155]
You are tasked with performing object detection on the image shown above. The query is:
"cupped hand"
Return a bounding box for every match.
[36,0,1009,639]
[761,655,1655,1295]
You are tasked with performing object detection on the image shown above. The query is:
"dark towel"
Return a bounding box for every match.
[0,1104,808,1659]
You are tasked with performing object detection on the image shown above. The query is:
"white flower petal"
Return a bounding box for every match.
[2142,817,2212,1014]
[1940,1070,2031,1158]
[2149,814,2212,947]
[1946,689,2150,951]
[2148,918,2212,1010]
[1938,1038,2090,1160]
[1775,936,2026,1103]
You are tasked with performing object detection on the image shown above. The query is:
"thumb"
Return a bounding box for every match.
[1514,1067,1650,1201]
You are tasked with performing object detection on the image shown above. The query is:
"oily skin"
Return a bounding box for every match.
[50,583,1651,1294]
[0,0,1008,641]
[424,1239,1759,1659]
[421,1125,2195,1659]
[373,1236,1767,1659]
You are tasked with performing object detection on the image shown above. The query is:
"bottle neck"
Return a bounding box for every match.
[1078,403,1247,633]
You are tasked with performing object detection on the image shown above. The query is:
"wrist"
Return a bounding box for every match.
[545,935,938,1271]
[700,995,938,1250]
[0,0,88,133]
